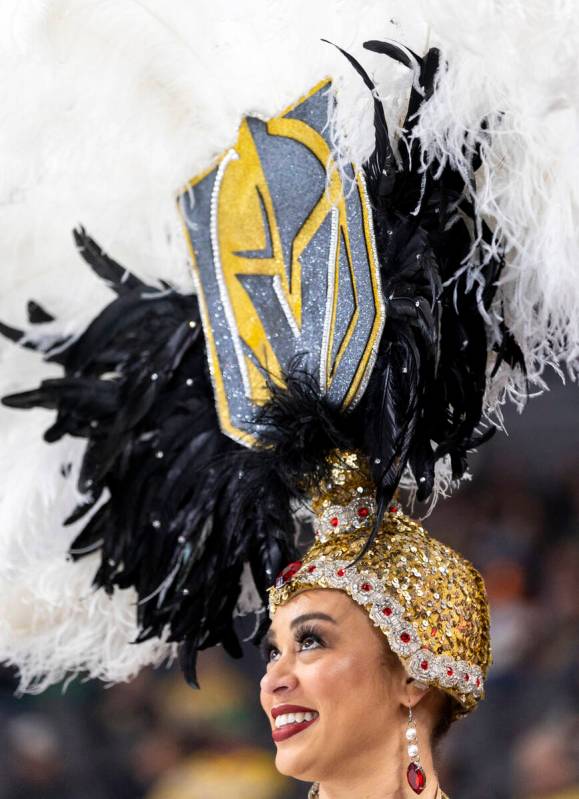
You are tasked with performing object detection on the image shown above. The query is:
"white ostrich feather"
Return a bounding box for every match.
[0,398,176,692]
[413,0,579,395]
[1,0,578,690]
[1,557,176,694]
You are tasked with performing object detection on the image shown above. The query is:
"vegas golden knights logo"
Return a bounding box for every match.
[179,80,384,446]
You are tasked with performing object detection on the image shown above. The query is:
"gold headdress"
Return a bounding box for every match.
[269,454,491,716]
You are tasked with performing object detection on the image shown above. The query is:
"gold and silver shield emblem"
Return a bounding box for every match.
[179,80,384,446]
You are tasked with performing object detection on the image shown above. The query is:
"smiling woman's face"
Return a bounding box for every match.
[259,588,408,785]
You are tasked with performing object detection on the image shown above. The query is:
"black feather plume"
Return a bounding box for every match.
[1,231,359,684]
[339,41,525,546]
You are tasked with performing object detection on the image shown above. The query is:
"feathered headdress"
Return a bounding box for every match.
[0,1,577,692]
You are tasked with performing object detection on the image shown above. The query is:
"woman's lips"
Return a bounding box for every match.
[272,715,318,742]
[271,705,319,743]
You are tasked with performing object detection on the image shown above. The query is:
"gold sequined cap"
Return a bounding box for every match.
[268,453,491,716]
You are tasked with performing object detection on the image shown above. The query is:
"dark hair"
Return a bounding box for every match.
[431,693,460,745]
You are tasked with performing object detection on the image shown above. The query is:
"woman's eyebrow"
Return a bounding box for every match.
[289,612,337,629]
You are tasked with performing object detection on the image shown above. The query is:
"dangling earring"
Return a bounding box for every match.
[406,706,426,794]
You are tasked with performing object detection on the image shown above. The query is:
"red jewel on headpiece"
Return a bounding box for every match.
[307,564,317,573]
[336,568,346,577]
[400,632,411,643]
[357,506,369,518]
[476,677,481,688]
[389,504,397,513]
[420,659,429,671]
[360,582,372,592]
[275,561,302,588]
[447,667,454,677]
[330,516,339,527]
[382,606,393,617]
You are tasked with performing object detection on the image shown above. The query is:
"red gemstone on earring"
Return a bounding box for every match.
[400,632,411,643]
[407,763,426,794]
[330,517,339,527]
[336,568,346,577]
[358,506,369,518]
[389,504,397,513]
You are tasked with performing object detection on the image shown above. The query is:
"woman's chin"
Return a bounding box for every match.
[274,743,318,781]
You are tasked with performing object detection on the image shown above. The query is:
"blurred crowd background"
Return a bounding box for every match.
[0,381,577,799]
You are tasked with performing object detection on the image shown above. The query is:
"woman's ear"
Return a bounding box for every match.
[380,639,431,711]
[402,677,431,711]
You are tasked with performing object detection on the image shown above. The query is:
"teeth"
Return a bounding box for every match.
[274,711,318,728]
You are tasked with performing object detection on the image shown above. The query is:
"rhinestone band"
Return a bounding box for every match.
[269,556,484,700]
[314,492,379,542]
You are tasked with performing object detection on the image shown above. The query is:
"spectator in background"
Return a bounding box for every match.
[513,717,579,799]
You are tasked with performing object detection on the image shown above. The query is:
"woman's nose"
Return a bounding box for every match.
[260,656,299,696]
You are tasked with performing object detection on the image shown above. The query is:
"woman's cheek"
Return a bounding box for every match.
[308,651,367,704]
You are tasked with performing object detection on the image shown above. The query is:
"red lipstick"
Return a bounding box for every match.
[271,704,319,743]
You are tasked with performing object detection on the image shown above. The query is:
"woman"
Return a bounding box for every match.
[260,455,490,798]
[0,7,577,798]
[262,590,449,798]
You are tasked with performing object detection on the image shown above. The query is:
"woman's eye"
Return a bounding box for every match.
[267,647,281,663]
[299,635,321,651]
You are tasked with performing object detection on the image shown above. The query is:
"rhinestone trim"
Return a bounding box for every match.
[315,492,379,542]
[269,557,484,700]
